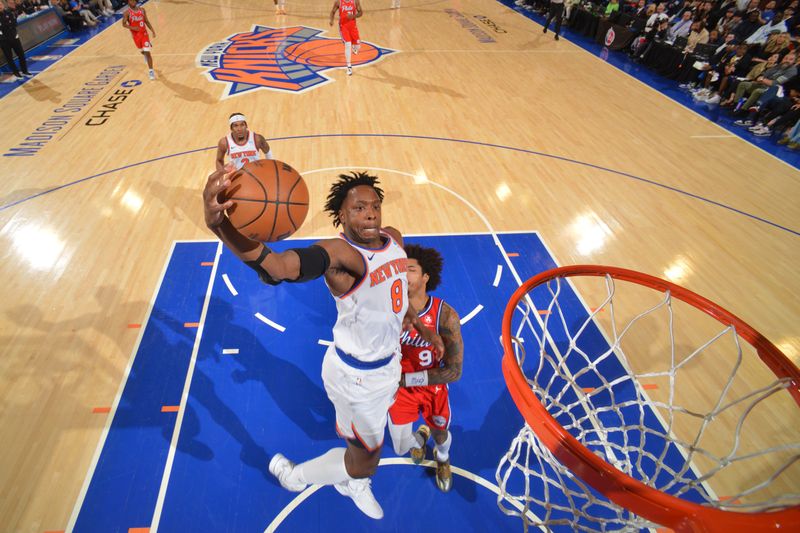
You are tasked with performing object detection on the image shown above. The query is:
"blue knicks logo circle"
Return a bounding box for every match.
[197,25,396,98]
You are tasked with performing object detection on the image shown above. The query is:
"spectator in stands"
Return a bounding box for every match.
[729,51,797,112]
[753,31,790,61]
[68,0,97,25]
[633,17,670,58]
[685,19,710,51]
[0,0,32,80]
[739,77,800,136]
[693,42,753,103]
[52,0,84,30]
[646,2,670,31]
[89,0,113,16]
[626,0,647,16]
[604,0,620,17]
[719,50,777,106]
[761,0,776,23]
[706,27,723,46]
[668,9,694,40]
[716,6,738,34]
[732,9,762,42]
[746,9,793,43]
[777,117,800,148]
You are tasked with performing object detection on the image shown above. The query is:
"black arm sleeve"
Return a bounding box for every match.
[286,245,331,283]
[245,246,281,285]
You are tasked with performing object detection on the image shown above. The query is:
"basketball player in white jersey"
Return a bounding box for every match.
[215,113,273,171]
[202,170,444,519]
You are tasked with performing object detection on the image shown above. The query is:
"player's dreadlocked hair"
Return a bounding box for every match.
[404,244,444,291]
[324,171,385,227]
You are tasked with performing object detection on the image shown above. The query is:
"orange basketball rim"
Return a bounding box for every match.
[500,265,800,533]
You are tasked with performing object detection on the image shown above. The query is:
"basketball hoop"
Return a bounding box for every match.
[496,266,800,532]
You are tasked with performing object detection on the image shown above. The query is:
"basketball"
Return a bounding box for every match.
[224,159,309,242]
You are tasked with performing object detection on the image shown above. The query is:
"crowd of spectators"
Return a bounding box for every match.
[516,0,800,148]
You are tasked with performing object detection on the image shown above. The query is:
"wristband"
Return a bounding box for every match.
[405,371,428,387]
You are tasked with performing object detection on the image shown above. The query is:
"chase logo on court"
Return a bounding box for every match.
[197,25,395,97]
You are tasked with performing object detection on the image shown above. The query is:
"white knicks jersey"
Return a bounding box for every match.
[330,231,409,363]
[226,131,263,170]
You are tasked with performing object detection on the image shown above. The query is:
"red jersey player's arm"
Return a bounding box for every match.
[255,134,273,159]
[142,8,156,37]
[329,0,339,25]
[122,10,132,30]
[355,0,363,19]
[382,226,403,247]
[401,302,463,387]
[215,137,228,171]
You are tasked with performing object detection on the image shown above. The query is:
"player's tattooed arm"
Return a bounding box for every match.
[427,303,463,385]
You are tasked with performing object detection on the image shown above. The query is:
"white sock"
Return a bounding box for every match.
[345,42,352,67]
[388,420,421,456]
[434,431,452,462]
[295,447,351,486]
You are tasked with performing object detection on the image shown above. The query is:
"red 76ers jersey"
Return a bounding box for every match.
[399,296,443,373]
[128,7,146,32]
[339,0,356,24]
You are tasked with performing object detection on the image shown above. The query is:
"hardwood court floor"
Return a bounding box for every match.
[0,0,797,531]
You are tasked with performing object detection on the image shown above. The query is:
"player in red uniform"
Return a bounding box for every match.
[329,0,363,76]
[122,0,157,80]
[388,244,463,492]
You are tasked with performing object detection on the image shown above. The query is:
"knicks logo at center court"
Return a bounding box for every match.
[197,25,395,97]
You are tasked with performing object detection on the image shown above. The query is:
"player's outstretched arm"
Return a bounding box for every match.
[203,169,363,285]
[401,303,463,387]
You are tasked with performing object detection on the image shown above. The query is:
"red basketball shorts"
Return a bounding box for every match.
[389,385,451,430]
[132,30,152,51]
[339,21,360,44]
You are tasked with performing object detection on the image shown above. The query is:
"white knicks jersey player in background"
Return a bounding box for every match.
[215,112,274,171]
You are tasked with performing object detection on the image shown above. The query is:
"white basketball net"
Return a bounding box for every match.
[496,273,800,532]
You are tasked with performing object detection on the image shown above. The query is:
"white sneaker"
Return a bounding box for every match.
[346,66,352,76]
[704,94,720,104]
[268,453,308,492]
[148,69,155,80]
[334,478,383,519]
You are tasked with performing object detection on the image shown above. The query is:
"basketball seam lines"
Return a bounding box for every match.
[268,159,280,242]
[228,197,307,206]
[239,164,270,230]
[285,173,303,233]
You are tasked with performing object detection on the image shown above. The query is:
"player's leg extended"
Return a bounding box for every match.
[388,418,425,456]
[388,389,426,456]
[143,51,153,70]
[427,388,453,491]
[352,26,360,54]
